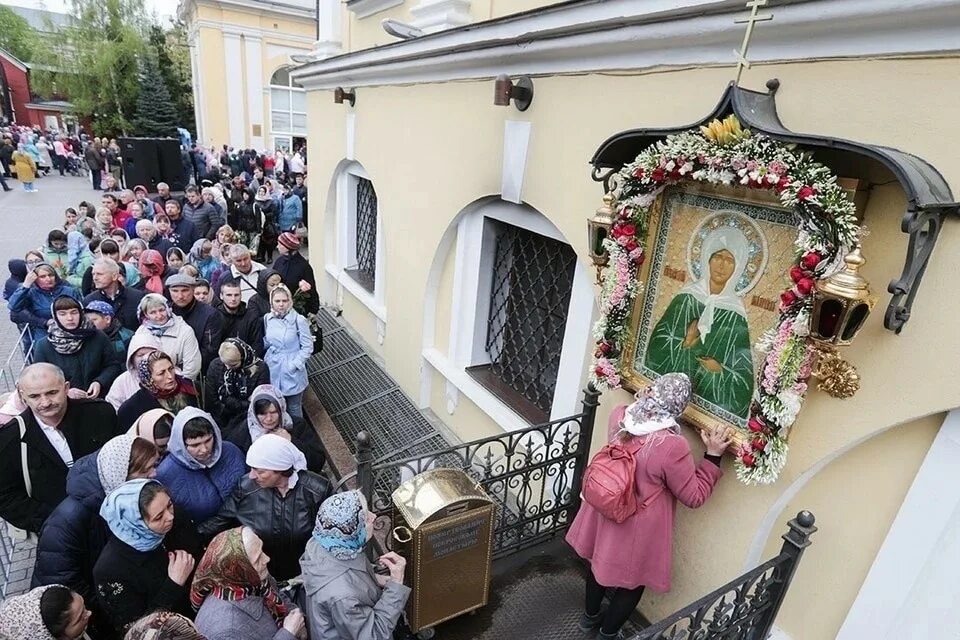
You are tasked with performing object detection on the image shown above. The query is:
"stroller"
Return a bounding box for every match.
[64,152,87,177]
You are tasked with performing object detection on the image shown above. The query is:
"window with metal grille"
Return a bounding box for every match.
[348,176,378,293]
[467,222,577,424]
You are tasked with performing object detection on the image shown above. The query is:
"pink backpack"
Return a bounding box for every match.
[581,438,645,523]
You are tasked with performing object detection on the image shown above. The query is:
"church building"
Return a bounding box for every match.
[289,1,960,638]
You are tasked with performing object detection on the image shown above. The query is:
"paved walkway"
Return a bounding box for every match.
[0,172,97,597]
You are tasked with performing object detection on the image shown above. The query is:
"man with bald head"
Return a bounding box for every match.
[0,363,120,534]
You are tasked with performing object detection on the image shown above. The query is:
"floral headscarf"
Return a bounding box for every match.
[312,490,368,561]
[0,584,60,640]
[138,250,166,294]
[219,338,259,401]
[137,293,176,335]
[137,351,196,416]
[124,611,205,640]
[622,373,692,437]
[100,479,166,552]
[189,527,288,624]
[245,384,294,444]
[47,295,96,355]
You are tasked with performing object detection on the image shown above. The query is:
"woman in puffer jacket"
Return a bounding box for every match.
[132,293,202,380]
[8,262,81,342]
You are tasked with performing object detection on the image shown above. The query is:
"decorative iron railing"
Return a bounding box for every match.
[632,511,817,640]
[355,385,600,558]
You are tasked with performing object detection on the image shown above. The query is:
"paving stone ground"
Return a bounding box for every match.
[0,172,100,597]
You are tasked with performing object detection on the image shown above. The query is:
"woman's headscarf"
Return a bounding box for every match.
[246,434,307,489]
[138,351,196,411]
[189,527,288,624]
[188,239,216,280]
[621,373,693,437]
[137,293,176,335]
[47,295,97,355]
[269,284,293,319]
[312,490,368,561]
[66,230,92,275]
[680,226,750,338]
[219,338,259,401]
[32,262,60,292]
[124,611,205,640]
[168,407,223,470]
[0,584,60,640]
[254,186,270,202]
[97,434,137,494]
[245,384,293,443]
[100,479,165,552]
[138,250,167,295]
[128,408,174,443]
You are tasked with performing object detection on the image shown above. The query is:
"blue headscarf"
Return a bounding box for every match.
[312,490,368,560]
[100,479,166,552]
[168,407,223,470]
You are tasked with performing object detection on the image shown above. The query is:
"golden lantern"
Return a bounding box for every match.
[587,192,617,283]
[808,248,877,398]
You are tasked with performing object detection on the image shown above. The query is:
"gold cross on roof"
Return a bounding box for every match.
[734,0,774,85]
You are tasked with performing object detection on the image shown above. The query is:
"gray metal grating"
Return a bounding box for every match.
[308,329,365,374]
[313,356,398,416]
[334,390,437,457]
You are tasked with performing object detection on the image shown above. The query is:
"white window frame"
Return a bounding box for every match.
[422,199,594,432]
[269,67,307,151]
[325,162,387,322]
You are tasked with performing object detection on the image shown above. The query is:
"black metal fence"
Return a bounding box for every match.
[633,511,817,640]
[356,385,600,558]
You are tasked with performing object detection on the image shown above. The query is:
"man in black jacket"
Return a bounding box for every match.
[167,273,222,374]
[273,232,319,315]
[214,278,264,354]
[83,257,145,331]
[0,363,120,534]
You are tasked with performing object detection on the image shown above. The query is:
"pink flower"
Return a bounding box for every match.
[797,185,817,201]
[768,160,788,176]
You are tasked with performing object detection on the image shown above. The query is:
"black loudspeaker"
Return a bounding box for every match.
[119,137,185,193]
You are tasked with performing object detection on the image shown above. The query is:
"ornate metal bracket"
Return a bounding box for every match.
[886,204,959,333]
[589,80,958,334]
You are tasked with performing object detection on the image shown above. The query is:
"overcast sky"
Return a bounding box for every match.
[1,0,180,23]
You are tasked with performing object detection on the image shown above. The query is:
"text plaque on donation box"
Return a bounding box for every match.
[391,468,495,634]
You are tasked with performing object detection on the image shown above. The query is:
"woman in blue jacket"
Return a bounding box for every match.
[8,262,81,342]
[277,184,303,233]
[155,407,246,523]
[263,285,312,420]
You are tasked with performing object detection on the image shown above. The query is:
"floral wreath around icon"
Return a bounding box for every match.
[591,116,862,484]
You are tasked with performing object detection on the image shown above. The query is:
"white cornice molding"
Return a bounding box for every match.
[192,19,316,45]
[345,0,404,19]
[292,0,960,89]
[186,0,316,20]
[409,0,472,34]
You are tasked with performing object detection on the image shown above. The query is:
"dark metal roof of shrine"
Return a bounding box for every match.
[591,81,956,211]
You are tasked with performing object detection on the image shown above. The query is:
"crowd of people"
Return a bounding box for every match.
[0,141,413,640]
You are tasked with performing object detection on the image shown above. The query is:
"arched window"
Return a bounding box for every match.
[269,66,306,151]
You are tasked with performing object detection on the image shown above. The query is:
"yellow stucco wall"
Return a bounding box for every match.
[304,56,959,639]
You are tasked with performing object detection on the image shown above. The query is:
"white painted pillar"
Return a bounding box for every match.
[314,0,343,58]
[837,409,960,639]
[222,31,245,148]
[244,34,265,150]
[188,30,206,144]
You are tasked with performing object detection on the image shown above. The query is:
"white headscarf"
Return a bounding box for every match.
[680,226,749,338]
[246,434,307,489]
[97,434,137,494]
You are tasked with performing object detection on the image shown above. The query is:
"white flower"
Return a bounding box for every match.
[636,193,656,208]
[679,161,694,175]
[665,160,676,171]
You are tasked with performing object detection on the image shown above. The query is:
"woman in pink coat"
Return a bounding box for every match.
[566,373,732,639]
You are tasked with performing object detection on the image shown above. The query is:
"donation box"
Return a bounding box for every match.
[391,468,495,633]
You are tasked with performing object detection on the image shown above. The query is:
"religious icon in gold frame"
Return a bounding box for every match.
[621,183,799,435]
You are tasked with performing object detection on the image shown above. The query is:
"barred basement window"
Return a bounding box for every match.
[347,176,378,293]
[467,222,577,424]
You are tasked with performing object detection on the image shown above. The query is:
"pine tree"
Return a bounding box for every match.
[132,53,179,137]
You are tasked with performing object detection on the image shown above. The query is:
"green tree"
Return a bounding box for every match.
[148,23,195,134]
[32,0,147,135]
[0,6,39,62]
[132,53,178,137]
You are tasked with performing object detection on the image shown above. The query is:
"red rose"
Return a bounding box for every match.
[797,185,817,201]
[625,239,638,252]
[751,437,766,452]
[741,452,756,467]
[748,417,765,433]
[633,252,646,266]
[594,366,605,376]
[801,252,822,270]
[774,176,791,194]
[789,265,807,284]
[780,290,798,308]
[598,342,611,355]
[618,223,637,237]
[633,167,645,179]
[651,167,666,182]
[796,277,816,296]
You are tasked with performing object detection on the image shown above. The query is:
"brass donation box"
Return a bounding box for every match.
[391,468,495,633]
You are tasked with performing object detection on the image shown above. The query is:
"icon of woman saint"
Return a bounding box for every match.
[644,225,754,419]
